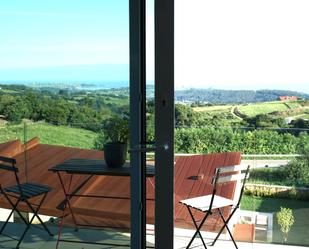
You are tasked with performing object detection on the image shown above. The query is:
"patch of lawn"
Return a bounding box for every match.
[292,113,309,120]
[241,195,309,246]
[0,89,18,94]
[103,96,129,106]
[238,101,289,117]
[192,105,241,125]
[246,167,294,186]
[0,123,97,149]
[193,105,233,113]
[285,101,302,109]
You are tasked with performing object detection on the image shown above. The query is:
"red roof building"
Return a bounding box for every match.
[279,96,298,101]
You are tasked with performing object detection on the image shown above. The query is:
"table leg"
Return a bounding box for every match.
[57,172,78,228]
[56,173,78,249]
[57,174,94,210]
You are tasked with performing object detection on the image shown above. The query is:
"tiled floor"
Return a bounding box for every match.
[0,222,308,249]
[0,222,132,249]
[173,235,309,249]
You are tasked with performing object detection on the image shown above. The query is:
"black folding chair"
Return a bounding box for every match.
[0,156,53,248]
[180,164,250,249]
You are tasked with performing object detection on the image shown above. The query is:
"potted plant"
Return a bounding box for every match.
[95,115,129,167]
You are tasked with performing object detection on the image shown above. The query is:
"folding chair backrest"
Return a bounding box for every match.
[0,156,18,172]
[0,156,23,194]
[209,164,250,210]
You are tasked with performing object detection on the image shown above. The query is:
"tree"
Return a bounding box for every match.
[23,91,40,120]
[285,144,309,186]
[0,94,15,114]
[246,114,285,128]
[291,119,309,130]
[175,104,202,127]
[3,97,31,123]
[58,89,69,96]
[41,99,71,125]
[79,96,95,107]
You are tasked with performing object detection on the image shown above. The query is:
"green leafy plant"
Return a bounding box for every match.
[276,207,294,242]
[285,145,309,187]
[94,115,129,150]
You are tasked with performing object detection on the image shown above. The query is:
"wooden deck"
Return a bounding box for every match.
[0,138,241,231]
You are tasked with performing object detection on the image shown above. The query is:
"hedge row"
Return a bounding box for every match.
[175,127,309,154]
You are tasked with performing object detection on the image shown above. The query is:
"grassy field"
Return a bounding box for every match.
[193,101,309,121]
[238,101,289,117]
[241,195,309,246]
[301,114,309,119]
[0,123,97,149]
[103,96,129,106]
[0,89,18,94]
[293,113,309,120]
[285,101,302,109]
[193,105,233,113]
[72,95,129,106]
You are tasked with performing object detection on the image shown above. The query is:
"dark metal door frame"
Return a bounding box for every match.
[130,0,147,248]
[130,0,174,248]
[155,0,174,248]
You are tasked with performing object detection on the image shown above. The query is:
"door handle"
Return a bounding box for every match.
[187,174,204,180]
[129,143,169,153]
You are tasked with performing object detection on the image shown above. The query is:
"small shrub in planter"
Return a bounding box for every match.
[94,115,129,167]
[276,207,294,242]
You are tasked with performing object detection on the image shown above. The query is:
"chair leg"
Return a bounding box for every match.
[2,192,30,225]
[186,206,209,249]
[16,207,37,248]
[25,194,53,236]
[0,198,20,234]
[211,210,226,245]
[211,208,238,249]
[224,221,238,249]
[16,194,53,248]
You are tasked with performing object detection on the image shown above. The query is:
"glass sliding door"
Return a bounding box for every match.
[173,1,309,248]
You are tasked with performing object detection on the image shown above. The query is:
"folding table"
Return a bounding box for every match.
[49,158,155,247]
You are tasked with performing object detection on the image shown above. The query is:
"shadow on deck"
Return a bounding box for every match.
[0,221,134,249]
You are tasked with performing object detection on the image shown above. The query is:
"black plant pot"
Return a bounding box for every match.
[104,142,127,167]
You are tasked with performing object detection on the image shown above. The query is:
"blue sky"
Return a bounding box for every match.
[1,0,309,92]
[0,0,129,82]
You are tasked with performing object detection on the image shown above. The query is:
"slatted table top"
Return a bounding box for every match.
[49,158,155,177]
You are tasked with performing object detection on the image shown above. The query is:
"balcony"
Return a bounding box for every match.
[0,122,309,248]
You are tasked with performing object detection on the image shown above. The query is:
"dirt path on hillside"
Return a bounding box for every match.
[231,106,244,120]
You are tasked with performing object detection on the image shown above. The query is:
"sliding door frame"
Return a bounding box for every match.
[130,0,174,248]
[130,0,147,248]
[155,0,175,248]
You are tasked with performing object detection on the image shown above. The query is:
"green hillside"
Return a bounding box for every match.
[193,105,233,113]
[193,101,309,120]
[238,101,289,117]
[0,123,97,149]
